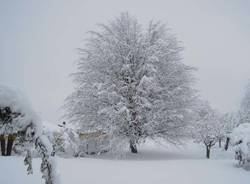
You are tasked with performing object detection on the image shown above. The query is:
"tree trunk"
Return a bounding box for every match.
[206,146,210,159]
[6,134,16,156]
[0,135,5,156]
[224,137,230,151]
[219,139,222,148]
[129,139,138,153]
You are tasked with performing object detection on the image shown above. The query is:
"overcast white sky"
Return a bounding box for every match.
[0,0,250,123]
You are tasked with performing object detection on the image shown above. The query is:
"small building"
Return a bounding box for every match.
[78,131,109,155]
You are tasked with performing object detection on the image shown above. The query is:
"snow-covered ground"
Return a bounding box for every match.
[1,142,249,184]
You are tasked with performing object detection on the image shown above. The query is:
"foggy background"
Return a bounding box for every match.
[0,0,250,123]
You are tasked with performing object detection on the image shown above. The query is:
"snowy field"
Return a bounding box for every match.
[1,142,250,184]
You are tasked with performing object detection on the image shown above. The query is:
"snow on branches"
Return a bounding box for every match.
[231,123,250,170]
[240,82,250,124]
[64,12,196,154]
[192,100,224,158]
[0,84,60,184]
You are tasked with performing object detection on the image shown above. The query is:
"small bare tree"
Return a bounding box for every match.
[193,101,221,159]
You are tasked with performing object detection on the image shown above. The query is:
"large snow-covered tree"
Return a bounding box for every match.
[64,13,196,154]
[0,84,60,184]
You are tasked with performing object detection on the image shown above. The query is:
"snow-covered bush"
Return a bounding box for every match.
[64,12,196,154]
[231,123,250,170]
[42,121,79,157]
[58,122,79,157]
[42,122,63,155]
[0,84,60,184]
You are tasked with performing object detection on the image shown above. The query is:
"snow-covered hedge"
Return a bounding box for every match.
[0,84,60,184]
[231,123,250,170]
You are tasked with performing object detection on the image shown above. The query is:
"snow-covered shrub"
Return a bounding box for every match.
[58,122,79,157]
[64,12,196,154]
[42,122,62,154]
[0,84,60,184]
[231,123,250,170]
[43,121,79,157]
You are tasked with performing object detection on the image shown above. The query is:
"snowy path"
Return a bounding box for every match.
[0,143,249,184]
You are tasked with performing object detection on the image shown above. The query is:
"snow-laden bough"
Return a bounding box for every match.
[0,84,60,184]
